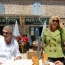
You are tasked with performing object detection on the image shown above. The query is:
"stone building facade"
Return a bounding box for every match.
[0,0,65,37]
[4,0,65,17]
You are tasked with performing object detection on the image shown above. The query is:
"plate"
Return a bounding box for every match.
[2,59,55,65]
[39,60,55,65]
[50,62,55,65]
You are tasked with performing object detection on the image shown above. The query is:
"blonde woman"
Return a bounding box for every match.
[42,16,65,64]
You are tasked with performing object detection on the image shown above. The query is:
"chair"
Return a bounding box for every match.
[19,43,25,53]
[27,51,37,59]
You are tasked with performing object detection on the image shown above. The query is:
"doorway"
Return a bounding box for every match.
[0,26,4,35]
[29,26,42,41]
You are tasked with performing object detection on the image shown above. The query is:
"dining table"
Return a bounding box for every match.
[2,59,55,65]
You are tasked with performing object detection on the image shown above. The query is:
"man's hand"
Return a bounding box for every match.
[0,62,3,65]
[54,61,64,65]
[15,56,21,60]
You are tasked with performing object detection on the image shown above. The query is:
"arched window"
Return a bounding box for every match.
[0,2,5,14]
[32,2,42,15]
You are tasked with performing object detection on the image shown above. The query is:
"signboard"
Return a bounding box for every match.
[40,18,49,24]
[0,18,6,24]
[0,18,20,24]
[25,18,49,25]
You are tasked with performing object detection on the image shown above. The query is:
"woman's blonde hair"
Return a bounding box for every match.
[49,16,61,30]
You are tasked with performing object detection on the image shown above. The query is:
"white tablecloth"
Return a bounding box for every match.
[2,59,55,65]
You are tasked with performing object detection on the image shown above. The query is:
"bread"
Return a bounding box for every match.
[42,53,48,62]
[32,56,39,65]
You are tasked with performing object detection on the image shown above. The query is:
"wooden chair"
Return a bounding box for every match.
[19,43,25,53]
[27,51,37,59]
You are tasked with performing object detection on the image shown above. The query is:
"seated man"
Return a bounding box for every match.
[0,25,21,64]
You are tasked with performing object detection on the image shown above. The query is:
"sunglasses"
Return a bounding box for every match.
[3,32,10,34]
[53,20,59,22]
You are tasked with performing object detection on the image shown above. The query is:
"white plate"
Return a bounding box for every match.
[50,62,55,65]
[39,60,55,65]
[2,59,55,65]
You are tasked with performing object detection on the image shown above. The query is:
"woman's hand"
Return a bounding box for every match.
[54,61,64,65]
[59,22,63,28]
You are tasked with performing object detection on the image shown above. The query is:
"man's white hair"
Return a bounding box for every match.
[3,25,13,33]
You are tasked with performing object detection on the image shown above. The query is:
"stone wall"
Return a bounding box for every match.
[41,1,65,18]
[3,0,65,18]
[4,0,33,15]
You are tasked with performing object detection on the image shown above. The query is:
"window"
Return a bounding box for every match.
[32,2,42,15]
[0,2,5,14]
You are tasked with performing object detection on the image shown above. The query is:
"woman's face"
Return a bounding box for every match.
[51,18,59,30]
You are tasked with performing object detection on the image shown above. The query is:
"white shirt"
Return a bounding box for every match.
[0,36,21,63]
